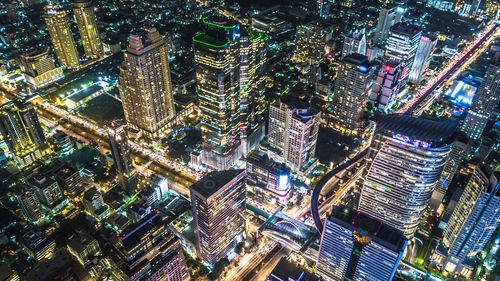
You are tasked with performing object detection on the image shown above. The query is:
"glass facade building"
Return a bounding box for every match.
[359,115,455,237]
[73,0,104,58]
[190,170,246,265]
[316,205,407,281]
[44,5,79,68]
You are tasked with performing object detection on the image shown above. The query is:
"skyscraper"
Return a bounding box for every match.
[44,5,79,68]
[435,165,500,277]
[190,170,246,265]
[373,4,405,45]
[119,28,176,139]
[359,115,455,237]
[73,0,104,59]
[385,23,422,89]
[19,49,64,88]
[370,60,402,112]
[408,34,437,83]
[268,94,320,174]
[461,60,500,140]
[115,210,188,281]
[0,101,48,166]
[330,53,372,136]
[27,174,64,207]
[14,183,42,221]
[316,205,407,281]
[341,28,366,58]
[108,126,136,192]
[194,16,267,169]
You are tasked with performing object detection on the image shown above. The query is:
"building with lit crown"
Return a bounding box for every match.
[433,165,500,278]
[73,0,104,58]
[44,5,79,68]
[119,28,176,139]
[316,205,407,281]
[193,16,267,169]
[190,170,246,265]
[359,115,455,237]
[330,53,372,136]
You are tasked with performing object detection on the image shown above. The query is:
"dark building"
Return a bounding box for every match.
[108,126,136,193]
[268,257,321,281]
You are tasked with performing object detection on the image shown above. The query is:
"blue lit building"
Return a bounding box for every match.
[316,205,407,281]
[444,73,481,108]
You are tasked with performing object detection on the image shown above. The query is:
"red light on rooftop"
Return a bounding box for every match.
[384,65,391,72]
[153,209,159,214]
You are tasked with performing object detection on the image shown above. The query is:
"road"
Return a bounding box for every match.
[224,240,277,281]
[398,23,498,115]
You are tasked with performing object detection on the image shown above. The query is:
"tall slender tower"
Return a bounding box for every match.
[359,115,455,237]
[14,183,42,221]
[108,126,136,193]
[194,16,267,169]
[73,0,104,59]
[408,34,437,83]
[119,28,175,139]
[44,5,79,68]
[330,53,373,136]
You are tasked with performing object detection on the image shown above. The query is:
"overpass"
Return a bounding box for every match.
[310,148,370,233]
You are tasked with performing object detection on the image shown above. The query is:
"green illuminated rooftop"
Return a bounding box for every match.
[193,33,230,48]
[202,16,238,29]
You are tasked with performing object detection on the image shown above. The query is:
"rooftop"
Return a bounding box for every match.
[66,84,103,103]
[190,170,245,198]
[268,257,321,281]
[343,53,372,72]
[390,22,422,36]
[376,114,458,144]
[330,205,407,252]
[120,211,164,252]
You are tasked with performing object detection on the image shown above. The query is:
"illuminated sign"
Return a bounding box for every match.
[358,65,369,73]
[392,133,431,149]
[277,174,289,196]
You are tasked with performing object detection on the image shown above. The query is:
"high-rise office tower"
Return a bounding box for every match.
[268,94,320,174]
[119,28,175,139]
[294,22,332,63]
[44,5,79,68]
[359,115,455,237]
[341,28,366,58]
[14,183,42,221]
[330,53,372,136]
[373,4,405,45]
[316,205,407,281]
[370,60,402,112]
[0,101,48,166]
[190,170,246,265]
[73,0,104,59]
[194,16,267,169]
[461,60,500,141]
[115,211,188,281]
[408,34,437,83]
[19,49,64,88]
[435,165,500,277]
[108,126,136,192]
[385,23,422,89]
